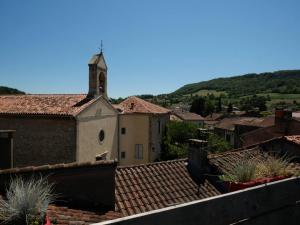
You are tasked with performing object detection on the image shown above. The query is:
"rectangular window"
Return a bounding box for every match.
[121,127,126,135]
[121,151,126,159]
[135,144,143,159]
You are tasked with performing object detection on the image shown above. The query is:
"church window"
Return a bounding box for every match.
[99,129,105,143]
[121,127,126,134]
[99,73,105,93]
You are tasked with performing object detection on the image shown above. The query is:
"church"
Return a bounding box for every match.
[0,52,170,168]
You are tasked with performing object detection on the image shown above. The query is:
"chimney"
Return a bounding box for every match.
[187,139,209,185]
[275,108,292,134]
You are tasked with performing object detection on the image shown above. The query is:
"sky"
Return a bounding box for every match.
[0,0,299,98]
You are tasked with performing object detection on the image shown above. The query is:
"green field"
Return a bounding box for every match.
[185,89,227,97]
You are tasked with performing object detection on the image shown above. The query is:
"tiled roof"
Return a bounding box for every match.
[0,160,116,175]
[240,119,300,147]
[0,94,97,117]
[115,159,220,216]
[204,113,223,121]
[172,109,205,121]
[215,117,274,131]
[47,205,122,225]
[114,96,170,114]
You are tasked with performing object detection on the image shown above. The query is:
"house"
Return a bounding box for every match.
[214,116,274,147]
[203,113,224,130]
[170,109,204,127]
[114,96,170,165]
[240,109,300,147]
[0,52,172,168]
[1,136,300,224]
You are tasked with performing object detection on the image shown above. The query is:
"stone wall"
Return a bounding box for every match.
[0,116,76,167]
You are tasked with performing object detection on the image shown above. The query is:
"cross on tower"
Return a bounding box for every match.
[99,40,103,54]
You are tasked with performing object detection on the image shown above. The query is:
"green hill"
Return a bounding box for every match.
[0,86,25,95]
[173,70,300,97]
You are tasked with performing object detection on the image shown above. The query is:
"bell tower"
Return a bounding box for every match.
[88,51,108,99]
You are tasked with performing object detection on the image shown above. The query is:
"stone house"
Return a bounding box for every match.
[170,109,204,127]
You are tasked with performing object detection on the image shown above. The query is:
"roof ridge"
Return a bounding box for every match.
[117,158,187,170]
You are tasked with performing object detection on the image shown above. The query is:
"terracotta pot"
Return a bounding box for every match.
[224,175,290,192]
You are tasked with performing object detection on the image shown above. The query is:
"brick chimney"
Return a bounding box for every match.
[187,139,209,185]
[275,108,292,134]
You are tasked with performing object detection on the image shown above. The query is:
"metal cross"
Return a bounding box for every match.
[99,40,103,53]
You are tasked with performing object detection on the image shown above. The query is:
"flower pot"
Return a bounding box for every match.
[224,175,290,192]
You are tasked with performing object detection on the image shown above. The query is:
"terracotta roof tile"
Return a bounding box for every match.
[0,94,97,117]
[115,159,220,216]
[172,109,205,121]
[47,205,122,225]
[215,117,274,131]
[114,96,170,114]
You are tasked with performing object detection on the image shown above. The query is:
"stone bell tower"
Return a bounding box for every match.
[88,51,108,99]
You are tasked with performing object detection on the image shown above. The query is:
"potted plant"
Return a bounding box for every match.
[220,155,293,192]
[0,176,55,225]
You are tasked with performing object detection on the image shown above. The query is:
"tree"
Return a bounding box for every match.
[190,97,206,116]
[216,97,222,112]
[227,103,233,113]
[207,133,232,153]
[161,121,197,160]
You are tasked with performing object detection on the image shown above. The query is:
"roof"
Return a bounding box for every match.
[0,94,97,117]
[47,205,122,225]
[172,109,205,121]
[215,116,274,131]
[0,160,116,175]
[114,96,170,114]
[240,119,300,147]
[204,113,223,121]
[115,159,220,216]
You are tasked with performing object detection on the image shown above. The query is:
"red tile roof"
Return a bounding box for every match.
[115,159,220,216]
[47,205,122,225]
[240,119,300,147]
[114,96,170,114]
[0,94,97,117]
[172,109,205,121]
[215,116,274,131]
[204,113,223,121]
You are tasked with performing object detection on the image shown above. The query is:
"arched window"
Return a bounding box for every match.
[99,73,105,93]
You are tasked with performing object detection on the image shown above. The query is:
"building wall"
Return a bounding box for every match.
[149,114,169,162]
[118,114,150,165]
[0,116,76,167]
[76,98,118,162]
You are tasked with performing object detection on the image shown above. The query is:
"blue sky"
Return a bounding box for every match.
[0,0,299,98]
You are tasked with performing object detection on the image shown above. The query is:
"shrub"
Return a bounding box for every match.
[207,133,232,153]
[256,155,292,178]
[220,160,257,183]
[0,176,55,225]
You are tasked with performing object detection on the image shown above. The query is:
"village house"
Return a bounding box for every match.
[0,52,169,169]
[240,109,300,147]
[113,96,170,165]
[170,108,204,127]
[214,116,274,147]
